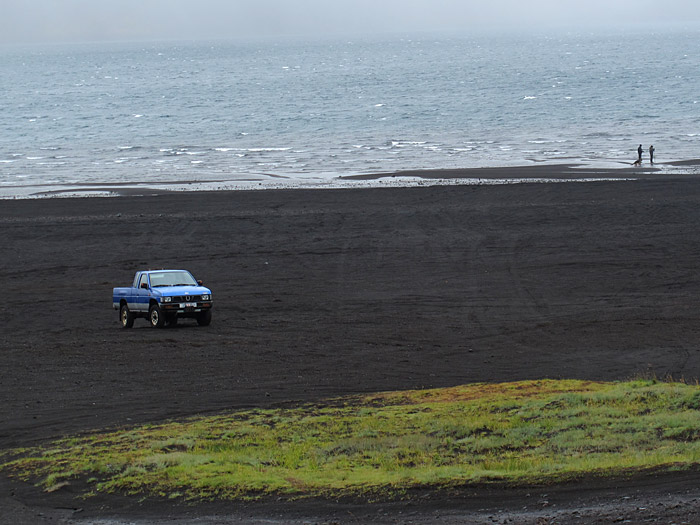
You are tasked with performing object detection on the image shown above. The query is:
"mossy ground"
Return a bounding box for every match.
[4,379,700,502]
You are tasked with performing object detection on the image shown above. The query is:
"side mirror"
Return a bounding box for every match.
[197,280,203,285]
[140,282,148,289]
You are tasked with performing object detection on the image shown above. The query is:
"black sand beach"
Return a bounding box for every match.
[3,166,700,523]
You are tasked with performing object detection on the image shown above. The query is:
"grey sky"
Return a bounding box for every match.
[3,0,700,44]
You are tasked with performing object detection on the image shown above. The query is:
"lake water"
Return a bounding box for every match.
[1,28,700,197]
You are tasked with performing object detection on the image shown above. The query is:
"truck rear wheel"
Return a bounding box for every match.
[120,304,134,328]
[149,304,165,328]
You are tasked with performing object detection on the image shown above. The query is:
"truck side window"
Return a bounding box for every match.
[139,275,148,289]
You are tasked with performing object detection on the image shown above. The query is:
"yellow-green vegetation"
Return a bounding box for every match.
[4,379,700,501]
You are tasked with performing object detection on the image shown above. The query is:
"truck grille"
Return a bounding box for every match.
[170,295,203,302]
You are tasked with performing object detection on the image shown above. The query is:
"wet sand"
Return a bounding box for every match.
[3,166,700,523]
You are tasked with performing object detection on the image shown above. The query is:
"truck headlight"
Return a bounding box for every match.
[163,296,172,303]
[201,294,210,301]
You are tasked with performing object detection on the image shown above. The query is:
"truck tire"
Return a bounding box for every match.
[120,303,134,328]
[196,309,212,326]
[149,304,165,328]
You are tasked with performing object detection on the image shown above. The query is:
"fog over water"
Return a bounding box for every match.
[3,1,700,44]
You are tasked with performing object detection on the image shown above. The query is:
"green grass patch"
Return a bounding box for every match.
[4,379,700,501]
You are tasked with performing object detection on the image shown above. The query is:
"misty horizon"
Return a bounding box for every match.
[3,0,700,45]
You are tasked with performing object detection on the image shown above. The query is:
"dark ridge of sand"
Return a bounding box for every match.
[667,158,700,167]
[340,162,657,181]
[3,170,700,523]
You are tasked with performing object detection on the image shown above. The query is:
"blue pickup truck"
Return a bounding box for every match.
[113,269,212,328]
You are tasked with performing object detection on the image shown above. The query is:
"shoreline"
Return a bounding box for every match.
[2,160,699,200]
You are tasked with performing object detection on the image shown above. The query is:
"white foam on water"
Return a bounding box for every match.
[247,147,292,152]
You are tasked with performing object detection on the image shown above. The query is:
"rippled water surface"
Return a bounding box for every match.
[1,28,699,194]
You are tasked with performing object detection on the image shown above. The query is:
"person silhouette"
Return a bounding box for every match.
[637,144,643,162]
[649,145,655,164]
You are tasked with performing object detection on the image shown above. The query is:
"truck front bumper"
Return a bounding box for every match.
[161,302,212,315]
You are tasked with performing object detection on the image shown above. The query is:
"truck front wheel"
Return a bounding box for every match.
[197,309,212,326]
[120,303,134,328]
[149,304,165,328]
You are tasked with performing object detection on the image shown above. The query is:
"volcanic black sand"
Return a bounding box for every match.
[3,166,700,523]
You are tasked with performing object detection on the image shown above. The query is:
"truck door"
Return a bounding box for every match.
[133,272,151,312]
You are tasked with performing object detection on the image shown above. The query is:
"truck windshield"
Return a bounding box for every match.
[149,271,197,287]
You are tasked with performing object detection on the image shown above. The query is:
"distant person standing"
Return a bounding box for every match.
[637,144,643,162]
[649,145,655,164]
